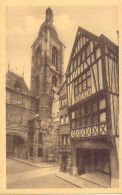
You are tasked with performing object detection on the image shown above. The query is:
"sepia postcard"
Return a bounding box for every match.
[0,0,122,194]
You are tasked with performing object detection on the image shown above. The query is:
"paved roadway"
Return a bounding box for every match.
[6,158,77,189]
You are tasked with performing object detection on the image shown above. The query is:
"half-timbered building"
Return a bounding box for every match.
[59,81,71,172]
[65,27,119,187]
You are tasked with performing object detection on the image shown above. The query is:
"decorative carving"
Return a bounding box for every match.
[71,123,107,138]
[7,110,22,123]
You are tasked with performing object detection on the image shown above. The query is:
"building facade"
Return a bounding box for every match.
[6,7,65,162]
[59,81,71,172]
[59,27,119,187]
[6,71,35,159]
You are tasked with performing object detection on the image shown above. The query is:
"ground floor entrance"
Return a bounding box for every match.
[76,149,110,175]
[6,134,27,159]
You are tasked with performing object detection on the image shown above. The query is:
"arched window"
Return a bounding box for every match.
[52,75,57,86]
[52,47,58,67]
[36,46,41,66]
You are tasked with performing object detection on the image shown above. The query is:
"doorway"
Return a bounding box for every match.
[76,148,110,175]
[62,156,67,172]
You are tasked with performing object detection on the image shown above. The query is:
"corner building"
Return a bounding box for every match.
[60,27,119,187]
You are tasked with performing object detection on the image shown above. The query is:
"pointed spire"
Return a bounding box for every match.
[46,7,53,24]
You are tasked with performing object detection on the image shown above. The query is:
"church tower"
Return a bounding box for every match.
[29,7,65,162]
[31,7,64,120]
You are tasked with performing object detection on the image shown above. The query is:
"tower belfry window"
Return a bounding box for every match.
[36,46,41,66]
[52,47,58,67]
[52,75,57,86]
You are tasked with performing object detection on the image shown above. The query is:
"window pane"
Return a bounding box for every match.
[79,77,82,83]
[78,55,80,66]
[86,105,91,114]
[78,66,80,75]
[61,117,63,125]
[68,136,70,145]
[75,87,78,95]
[96,48,101,59]
[100,112,106,122]
[84,62,87,70]
[93,114,98,124]
[76,109,80,118]
[60,136,62,144]
[82,51,85,61]
[74,60,76,69]
[75,80,78,86]
[86,115,91,125]
[72,112,75,119]
[66,115,69,124]
[79,84,82,93]
[87,45,91,57]
[81,107,84,116]
[83,73,86,80]
[76,119,80,128]
[63,136,66,145]
[70,75,72,82]
[93,103,98,112]
[99,99,106,109]
[87,70,90,77]
[87,77,91,87]
[92,54,95,63]
[81,64,83,72]
[83,81,86,90]
[70,63,73,73]
[81,118,85,127]
[72,120,75,129]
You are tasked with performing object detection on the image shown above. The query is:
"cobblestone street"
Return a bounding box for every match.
[6,159,77,188]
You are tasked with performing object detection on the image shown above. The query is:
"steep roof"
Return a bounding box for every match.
[6,71,30,95]
[65,26,118,76]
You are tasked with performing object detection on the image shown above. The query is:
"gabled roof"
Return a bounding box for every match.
[65,26,118,76]
[99,34,118,51]
[65,27,98,76]
[6,71,30,94]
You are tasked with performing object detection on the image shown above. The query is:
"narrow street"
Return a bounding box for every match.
[6,159,77,189]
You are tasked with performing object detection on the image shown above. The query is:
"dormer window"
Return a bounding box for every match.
[15,80,22,91]
[52,47,58,67]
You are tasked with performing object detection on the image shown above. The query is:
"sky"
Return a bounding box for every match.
[6,6,118,88]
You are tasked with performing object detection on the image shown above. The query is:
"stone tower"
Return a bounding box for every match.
[31,7,64,119]
[29,7,65,161]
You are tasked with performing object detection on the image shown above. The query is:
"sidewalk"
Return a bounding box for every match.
[56,172,105,188]
[8,157,59,168]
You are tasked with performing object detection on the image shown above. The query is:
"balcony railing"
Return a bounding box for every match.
[71,122,108,139]
[60,145,71,152]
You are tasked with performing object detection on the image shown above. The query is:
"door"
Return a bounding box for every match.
[94,149,110,174]
[77,149,85,175]
[62,156,67,172]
